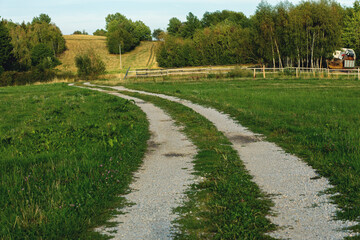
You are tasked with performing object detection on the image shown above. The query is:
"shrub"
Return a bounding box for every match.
[75,51,106,79]
[0,69,58,87]
[226,67,253,78]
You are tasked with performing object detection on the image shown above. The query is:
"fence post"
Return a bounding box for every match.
[296,68,299,78]
[263,66,266,79]
[327,68,330,79]
[358,68,359,80]
[253,69,256,79]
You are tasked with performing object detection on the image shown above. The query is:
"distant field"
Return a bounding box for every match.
[0,84,149,239]
[57,35,158,74]
[123,78,360,232]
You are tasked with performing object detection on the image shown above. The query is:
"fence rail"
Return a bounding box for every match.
[127,66,360,79]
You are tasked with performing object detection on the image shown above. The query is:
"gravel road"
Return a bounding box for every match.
[75,85,197,239]
[101,84,358,240]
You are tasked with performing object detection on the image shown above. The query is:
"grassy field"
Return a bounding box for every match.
[0,84,149,239]
[120,78,360,232]
[57,35,158,74]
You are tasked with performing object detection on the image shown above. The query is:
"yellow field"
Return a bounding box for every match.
[57,35,158,73]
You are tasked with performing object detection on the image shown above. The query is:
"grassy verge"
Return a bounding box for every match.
[113,90,276,239]
[120,78,360,232]
[0,83,149,239]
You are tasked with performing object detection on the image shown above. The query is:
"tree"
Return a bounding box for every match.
[152,28,164,40]
[6,14,66,70]
[105,13,152,54]
[0,20,17,71]
[180,12,201,38]
[93,29,107,36]
[342,0,360,64]
[107,28,136,54]
[167,17,182,36]
[31,43,60,69]
[73,30,88,35]
[201,10,249,28]
[133,20,152,41]
[32,14,51,24]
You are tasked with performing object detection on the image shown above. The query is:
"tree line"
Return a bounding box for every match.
[156,0,360,68]
[2,14,66,71]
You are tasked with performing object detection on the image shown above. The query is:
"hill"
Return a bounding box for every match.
[57,35,158,73]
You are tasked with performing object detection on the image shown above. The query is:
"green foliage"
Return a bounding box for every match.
[31,14,51,24]
[75,51,106,79]
[0,20,17,71]
[202,10,250,28]
[152,28,164,40]
[180,12,202,39]
[107,27,136,54]
[226,67,253,78]
[93,29,107,36]
[73,30,88,35]
[158,1,345,68]
[156,22,253,67]
[0,84,149,239]
[133,20,152,41]
[0,69,56,86]
[342,1,360,65]
[105,13,151,54]
[31,43,61,69]
[167,17,182,36]
[5,14,66,71]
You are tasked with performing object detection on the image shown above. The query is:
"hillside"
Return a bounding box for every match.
[57,35,158,73]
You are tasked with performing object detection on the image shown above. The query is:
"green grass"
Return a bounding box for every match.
[113,91,276,239]
[0,83,149,239]
[120,78,360,232]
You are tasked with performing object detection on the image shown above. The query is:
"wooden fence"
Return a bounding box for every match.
[127,66,360,79]
[129,67,234,78]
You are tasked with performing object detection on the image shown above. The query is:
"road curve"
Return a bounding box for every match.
[72,84,197,239]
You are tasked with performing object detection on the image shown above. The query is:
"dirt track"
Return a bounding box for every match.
[75,83,358,239]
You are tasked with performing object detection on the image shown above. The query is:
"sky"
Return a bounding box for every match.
[0,0,355,35]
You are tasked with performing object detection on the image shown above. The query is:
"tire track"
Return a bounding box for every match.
[73,84,197,239]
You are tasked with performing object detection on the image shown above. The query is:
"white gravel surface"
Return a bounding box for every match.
[100,84,359,240]
[76,84,197,239]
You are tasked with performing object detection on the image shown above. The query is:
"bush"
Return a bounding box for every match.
[75,52,106,79]
[0,68,60,87]
[226,67,253,78]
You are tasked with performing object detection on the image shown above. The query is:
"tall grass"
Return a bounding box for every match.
[0,84,149,239]
[123,78,360,233]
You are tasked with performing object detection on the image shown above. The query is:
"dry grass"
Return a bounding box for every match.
[57,35,158,73]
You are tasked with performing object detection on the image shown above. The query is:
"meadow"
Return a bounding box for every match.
[57,35,158,74]
[0,84,149,239]
[122,78,360,231]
